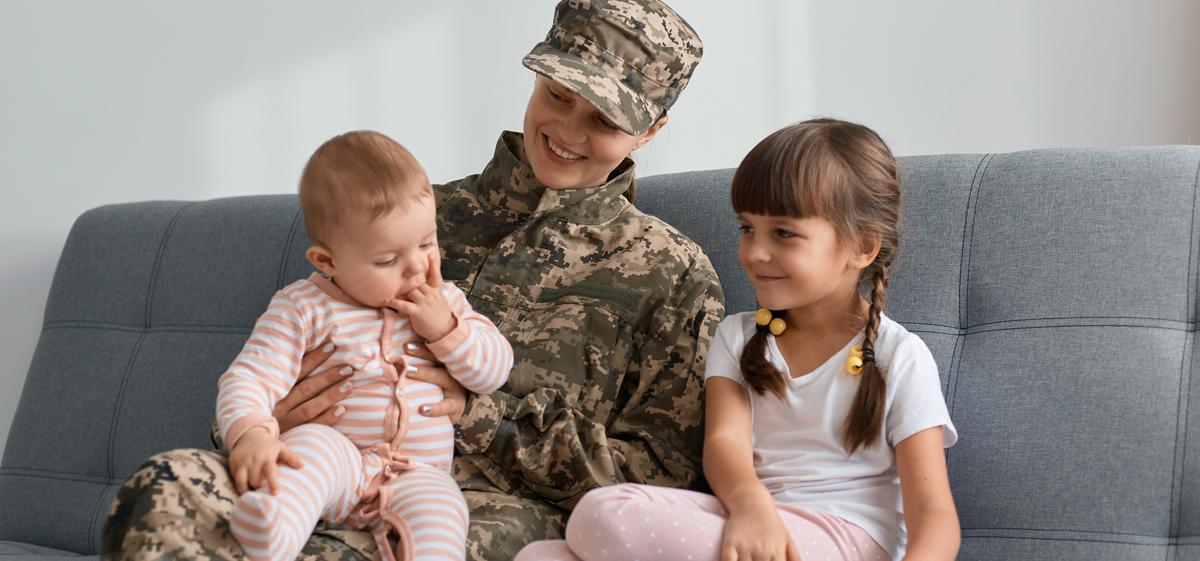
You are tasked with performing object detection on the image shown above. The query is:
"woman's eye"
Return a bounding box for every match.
[598,117,619,131]
[548,90,565,101]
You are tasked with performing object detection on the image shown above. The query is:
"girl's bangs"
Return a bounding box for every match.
[730,128,839,220]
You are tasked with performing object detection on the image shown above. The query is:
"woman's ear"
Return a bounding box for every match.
[635,114,669,149]
[306,246,337,276]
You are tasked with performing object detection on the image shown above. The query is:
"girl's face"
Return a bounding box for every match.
[523,75,664,190]
[737,213,876,315]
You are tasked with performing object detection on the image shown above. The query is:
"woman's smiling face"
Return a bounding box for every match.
[523,74,665,190]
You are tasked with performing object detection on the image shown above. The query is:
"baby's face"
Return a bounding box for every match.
[324,194,439,308]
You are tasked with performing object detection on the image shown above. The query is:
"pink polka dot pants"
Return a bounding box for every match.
[514,483,889,561]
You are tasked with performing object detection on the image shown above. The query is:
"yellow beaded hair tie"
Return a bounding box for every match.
[755,308,787,336]
[845,345,875,374]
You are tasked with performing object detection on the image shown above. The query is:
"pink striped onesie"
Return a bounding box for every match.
[217,273,512,561]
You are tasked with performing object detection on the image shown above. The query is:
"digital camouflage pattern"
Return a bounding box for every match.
[102,132,723,561]
[523,0,703,135]
[438,132,724,559]
[101,449,380,561]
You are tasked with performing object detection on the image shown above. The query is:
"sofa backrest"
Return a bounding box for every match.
[642,147,1200,561]
[2,146,1198,560]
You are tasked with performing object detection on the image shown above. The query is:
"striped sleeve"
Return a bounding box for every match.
[424,282,512,394]
[216,290,310,448]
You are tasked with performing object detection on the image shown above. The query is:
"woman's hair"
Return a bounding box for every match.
[730,118,901,454]
[619,111,667,205]
[299,130,431,247]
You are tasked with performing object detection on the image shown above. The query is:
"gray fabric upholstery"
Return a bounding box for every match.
[2,147,1198,560]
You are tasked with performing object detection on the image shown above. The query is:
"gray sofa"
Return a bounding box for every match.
[2,146,1199,560]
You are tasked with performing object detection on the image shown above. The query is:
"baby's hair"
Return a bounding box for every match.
[730,118,901,454]
[299,130,431,247]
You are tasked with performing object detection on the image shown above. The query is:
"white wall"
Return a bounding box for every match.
[2,0,1197,459]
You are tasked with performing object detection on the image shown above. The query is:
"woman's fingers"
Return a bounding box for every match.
[402,340,438,362]
[407,363,467,423]
[273,369,352,433]
[300,339,336,377]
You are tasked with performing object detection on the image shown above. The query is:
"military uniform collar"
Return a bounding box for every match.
[475,131,634,224]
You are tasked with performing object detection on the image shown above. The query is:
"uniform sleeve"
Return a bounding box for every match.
[455,268,725,509]
[215,292,310,448]
[424,282,512,394]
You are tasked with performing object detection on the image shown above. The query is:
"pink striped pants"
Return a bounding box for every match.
[515,483,889,561]
[230,424,467,561]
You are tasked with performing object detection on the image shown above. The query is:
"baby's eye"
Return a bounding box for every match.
[419,242,434,250]
[375,258,396,267]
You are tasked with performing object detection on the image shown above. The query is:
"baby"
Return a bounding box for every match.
[216,130,513,561]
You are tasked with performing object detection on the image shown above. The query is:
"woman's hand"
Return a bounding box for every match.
[272,340,352,433]
[721,501,801,561]
[402,341,467,423]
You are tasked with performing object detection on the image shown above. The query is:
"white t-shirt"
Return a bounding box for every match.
[705,311,957,561]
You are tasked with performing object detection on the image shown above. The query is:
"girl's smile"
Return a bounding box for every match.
[738,213,876,325]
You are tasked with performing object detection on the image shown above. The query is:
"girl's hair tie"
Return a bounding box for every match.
[845,345,876,374]
[754,308,787,336]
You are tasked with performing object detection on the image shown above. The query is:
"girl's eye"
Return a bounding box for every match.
[775,229,796,239]
[738,225,753,234]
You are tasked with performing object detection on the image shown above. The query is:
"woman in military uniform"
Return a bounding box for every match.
[102,1,723,560]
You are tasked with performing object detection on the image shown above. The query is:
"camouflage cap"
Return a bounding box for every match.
[523,0,703,136]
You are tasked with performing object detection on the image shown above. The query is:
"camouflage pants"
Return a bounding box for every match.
[101,449,567,561]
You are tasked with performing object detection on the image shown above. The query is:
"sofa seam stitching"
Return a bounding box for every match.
[86,482,115,555]
[144,204,190,328]
[948,154,991,469]
[277,204,305,291]
[1170,154,1200,560]
[109,203,190,482]
[0,467,127,484]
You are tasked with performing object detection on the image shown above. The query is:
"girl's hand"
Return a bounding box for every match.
[721,506,802,561]
[386,253,457,342]
[402,341,466,423]
[229,427,304,496]
[271,339,351,433]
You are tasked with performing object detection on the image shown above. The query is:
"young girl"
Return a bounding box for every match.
[514,119,959,561]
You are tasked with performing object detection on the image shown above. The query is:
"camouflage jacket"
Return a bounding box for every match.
[439,132,725,509]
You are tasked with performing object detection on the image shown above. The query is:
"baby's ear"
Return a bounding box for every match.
[306,246,336,276]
